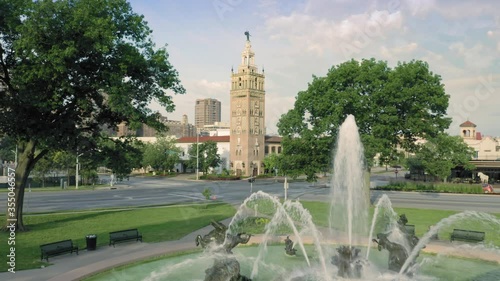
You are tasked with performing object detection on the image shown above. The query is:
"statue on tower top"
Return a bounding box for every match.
[244,31,250,41]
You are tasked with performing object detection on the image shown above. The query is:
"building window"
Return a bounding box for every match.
[278,147,282,154]
[265,146,269,154]
[271,147,275,153]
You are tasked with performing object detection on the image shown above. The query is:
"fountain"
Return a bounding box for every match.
[372,214,421,274]
[89,115,500,281]
[195,220,228,249]
[284,236,297,256]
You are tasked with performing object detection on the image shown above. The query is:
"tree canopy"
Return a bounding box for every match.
[277,58,451,180]
[142,137,180,173]
[412,133,475,181]
[187,141,222,174]
[0,0,185,230]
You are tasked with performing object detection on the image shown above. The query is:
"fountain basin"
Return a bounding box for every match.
[84,244,500,281]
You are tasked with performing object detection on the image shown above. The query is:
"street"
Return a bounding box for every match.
[1,174,500,214]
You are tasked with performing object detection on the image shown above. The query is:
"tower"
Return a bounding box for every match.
[195,98,221,129]
[459,120,477,139]
[229,32,265,176]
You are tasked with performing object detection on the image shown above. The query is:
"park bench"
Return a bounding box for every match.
[109,229,143,247]
[404,224,415,236]
[450,229,485,243]
[40,239,78,262]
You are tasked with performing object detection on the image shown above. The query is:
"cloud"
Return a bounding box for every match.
[379,42,418,60]
[265,10,404,59]
[405,0,436,16]
[449,42,495,70]
[433,1,500,19]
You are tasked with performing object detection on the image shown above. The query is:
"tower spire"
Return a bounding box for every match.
[230,32,265,177]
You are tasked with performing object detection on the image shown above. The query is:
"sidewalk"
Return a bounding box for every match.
[4,218,234,281]
[4,220,500,281]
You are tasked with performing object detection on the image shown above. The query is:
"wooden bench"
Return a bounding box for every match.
[404,224,415,236]
[109,229,143,247]
[40,239,78,262]
[450,229,485,243]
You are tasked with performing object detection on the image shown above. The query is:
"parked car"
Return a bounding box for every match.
[482,183,494,193]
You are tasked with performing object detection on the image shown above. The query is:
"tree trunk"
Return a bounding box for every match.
[2,140,45,232]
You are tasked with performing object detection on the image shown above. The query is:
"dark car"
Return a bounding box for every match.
[482,184,494,193]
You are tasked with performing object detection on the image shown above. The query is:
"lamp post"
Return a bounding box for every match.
[76,152,83,189]
[11,145,17,167]
[196,130,199,180]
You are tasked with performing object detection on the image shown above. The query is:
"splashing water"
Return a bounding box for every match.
[399,210,500,275]
[329,115,369,247]
[366,194,398,259]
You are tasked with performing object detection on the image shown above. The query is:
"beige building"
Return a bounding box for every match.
[116,114,196,138]
[460,120,500,160]
[229,34,266,176]
[195,98,221,129]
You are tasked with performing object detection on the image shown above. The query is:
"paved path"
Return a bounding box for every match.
[4,219,500,281]
[3,218,233,281]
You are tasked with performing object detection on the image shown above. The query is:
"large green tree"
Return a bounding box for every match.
[187,141,222,174]
[0,0,184,231]
[142,137,180,174]
[414,133,475,182]
[277,59,451,180]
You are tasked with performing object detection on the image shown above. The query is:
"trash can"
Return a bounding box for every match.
[86,234,97,251]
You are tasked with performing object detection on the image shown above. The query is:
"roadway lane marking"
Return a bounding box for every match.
[169,193,204,200]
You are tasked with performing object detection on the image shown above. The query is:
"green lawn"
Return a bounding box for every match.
[2,200,499,273]
[300,201,500,245]
[0,203,236,272]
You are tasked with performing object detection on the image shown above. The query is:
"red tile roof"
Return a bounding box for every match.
[459,120,476,127]
[265,136,283,143]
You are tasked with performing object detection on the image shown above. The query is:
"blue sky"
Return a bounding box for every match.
[128,0,500,136]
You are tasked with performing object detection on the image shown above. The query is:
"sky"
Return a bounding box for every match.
[128,0,500,137]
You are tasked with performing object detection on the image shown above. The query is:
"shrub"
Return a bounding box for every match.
[202,188,212,200]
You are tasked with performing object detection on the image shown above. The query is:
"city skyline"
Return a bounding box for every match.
[129,0,500,137]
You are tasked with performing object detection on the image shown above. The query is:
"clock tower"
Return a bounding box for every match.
[229,32,265,176]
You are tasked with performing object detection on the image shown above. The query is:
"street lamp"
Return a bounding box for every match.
[11,145,18,167]
[196,130,200,180]
[76,152,84,189]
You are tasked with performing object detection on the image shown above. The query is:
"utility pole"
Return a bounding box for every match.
[75,152,84,189]
[76,154,79,189]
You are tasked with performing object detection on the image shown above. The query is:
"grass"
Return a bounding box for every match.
[300,201,500,245]
[2,199,500,273]
[0,203,236,272]
[378,181,484,194]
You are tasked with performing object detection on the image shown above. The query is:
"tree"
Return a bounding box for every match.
[0,136,17,163]
[31,153,54,187]
[277,59,451,181]
[187,141,222,174]
[52,151,76,187]
[262,153,282,175]
[142,137,180,174]
[414,133,475,182]
[0,0,185,231]
[98,137,143,180]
